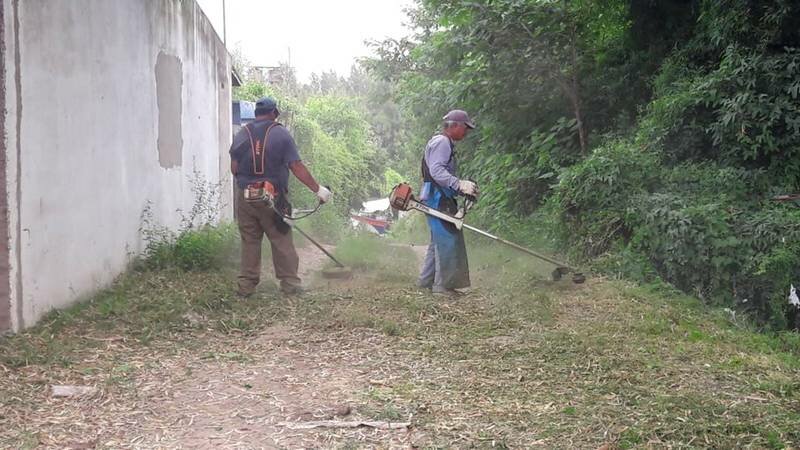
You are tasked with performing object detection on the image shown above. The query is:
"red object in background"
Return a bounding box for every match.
[351,215,390,234]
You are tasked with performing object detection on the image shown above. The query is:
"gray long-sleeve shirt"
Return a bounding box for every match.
[424,134,460,192]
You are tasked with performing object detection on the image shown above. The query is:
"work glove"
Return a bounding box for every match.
[316,185,332,203]
[458,179,479,197]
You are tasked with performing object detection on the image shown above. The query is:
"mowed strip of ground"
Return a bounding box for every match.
[1,237,799,448]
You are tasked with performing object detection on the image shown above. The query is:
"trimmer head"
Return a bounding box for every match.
[551,267,585,284]
[551,267,569,281]
[321,266,353,279]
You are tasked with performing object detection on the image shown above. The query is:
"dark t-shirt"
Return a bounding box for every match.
[229,119,301,191]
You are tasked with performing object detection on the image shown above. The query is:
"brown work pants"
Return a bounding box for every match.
[235,188,301,295]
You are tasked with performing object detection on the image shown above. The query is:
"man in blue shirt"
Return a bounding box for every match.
[417,110,479,296]
[230,97,332,296]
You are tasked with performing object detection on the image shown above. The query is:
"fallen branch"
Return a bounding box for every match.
[278,420,410,430]
[51,385,97,397]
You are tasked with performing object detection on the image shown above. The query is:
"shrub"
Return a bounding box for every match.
[138,173,236,272]
[554,139,661,256]
[173,224,238,271]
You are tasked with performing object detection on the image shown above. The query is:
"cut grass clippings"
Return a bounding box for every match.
[1,235,799,448]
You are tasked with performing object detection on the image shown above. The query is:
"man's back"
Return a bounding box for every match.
[230,119,300,191]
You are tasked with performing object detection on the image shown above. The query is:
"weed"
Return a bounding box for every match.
[137,170,237,272]
[387,212,429,245]
[331,232,417,279]
[618,428,643,449]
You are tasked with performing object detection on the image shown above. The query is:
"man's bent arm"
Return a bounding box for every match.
[289,161,320,193]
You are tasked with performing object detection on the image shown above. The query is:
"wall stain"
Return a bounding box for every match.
[155,51,183,169]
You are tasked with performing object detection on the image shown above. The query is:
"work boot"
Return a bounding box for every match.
[237,280,257,299]
[280,282,305,295]
[236,289,254,299]
[432,287,463,297]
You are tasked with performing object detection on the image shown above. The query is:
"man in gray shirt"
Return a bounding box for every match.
[417,110,479,296]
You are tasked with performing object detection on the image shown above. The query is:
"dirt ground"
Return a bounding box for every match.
[3,240,799,449]
[2,245,421,449]
[121,327,415,448]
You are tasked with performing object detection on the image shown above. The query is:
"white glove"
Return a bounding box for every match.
[458,180,478,197]
[316,185,332,203]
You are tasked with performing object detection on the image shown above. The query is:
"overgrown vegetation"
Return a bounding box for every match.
[365,0,800,330]
[233,74,389,238]
[138,172,237,271]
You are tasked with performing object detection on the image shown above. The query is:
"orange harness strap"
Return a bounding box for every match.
[243,122,280,175]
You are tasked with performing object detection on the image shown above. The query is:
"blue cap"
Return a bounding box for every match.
[255,96,279,114]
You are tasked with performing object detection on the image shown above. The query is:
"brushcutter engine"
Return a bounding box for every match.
[243,180,324,221]
[389,182,414,212]
[390,182,476,219]
[244,181,278,205]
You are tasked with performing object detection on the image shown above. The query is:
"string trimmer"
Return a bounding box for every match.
[389,183,585,284]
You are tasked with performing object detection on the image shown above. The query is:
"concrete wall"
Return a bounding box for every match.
[0,0,10,333]
[1,0,233,332]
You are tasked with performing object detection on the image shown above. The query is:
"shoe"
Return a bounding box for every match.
[431,288,463,297]
[280,284,305,295]
[416,281,432,291]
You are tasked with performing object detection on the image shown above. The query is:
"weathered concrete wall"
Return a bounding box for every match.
[0,0,10,333]
[1,0,233,332]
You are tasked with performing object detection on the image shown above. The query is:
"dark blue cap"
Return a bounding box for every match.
[255,96,279,114]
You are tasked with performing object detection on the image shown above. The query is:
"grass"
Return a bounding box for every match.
[329,232,418,276]
[1,227,799,448]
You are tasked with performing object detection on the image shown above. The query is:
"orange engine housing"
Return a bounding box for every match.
[389,183,414,211]
[244,181,277,201]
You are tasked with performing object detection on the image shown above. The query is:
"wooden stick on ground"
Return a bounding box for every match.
[278,420,411,430]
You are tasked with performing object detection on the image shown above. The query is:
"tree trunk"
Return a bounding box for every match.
[568,18,588,155]
[555,75,588,155]
[568,78,588,155]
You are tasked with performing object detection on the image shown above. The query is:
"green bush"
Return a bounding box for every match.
[363,0,800,330]
[554,140,661,256]
[629,193,741,302]
[138,173,237,272]
[552,138,800,327]
[139,224,237,272]
[173,224,238,271]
